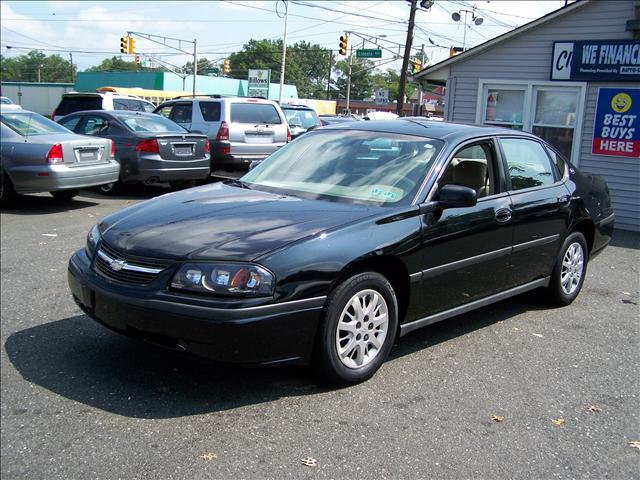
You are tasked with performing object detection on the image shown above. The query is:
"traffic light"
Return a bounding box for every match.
[134,55,140,65]
[449,46,464,57]
[338,34,348,56]
[129,37,136,55]
[223,59,230,74]
[120,37,129,54]
[411,58,422,74]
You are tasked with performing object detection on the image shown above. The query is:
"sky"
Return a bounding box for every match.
[1,0,570,73]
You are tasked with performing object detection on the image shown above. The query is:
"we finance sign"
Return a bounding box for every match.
[592,88,640,158]
[551,40,640,81]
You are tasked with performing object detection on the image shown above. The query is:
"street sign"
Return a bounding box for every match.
[206,67,220,76]
[356,49,382,58]
[247,69,270,98]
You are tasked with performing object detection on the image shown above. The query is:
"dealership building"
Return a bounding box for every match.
[415,0,639,231]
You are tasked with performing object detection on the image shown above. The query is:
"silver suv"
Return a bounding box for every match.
[154,96,289,171]
[52,92,156,121]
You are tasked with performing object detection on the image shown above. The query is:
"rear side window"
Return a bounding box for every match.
[545,146,567,179]
[231,103,282,124]
[80,116,109,135]
[155,105,173,118]
[169,103,193,124]
[56,96,102,116]
[57,115,82,131]
[199,102,221,121]
[501,138,556,190]
[283,109,319,128]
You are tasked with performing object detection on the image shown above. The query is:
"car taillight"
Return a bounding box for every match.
[204,139,211,154]
[47,143,64,164]
[110,140,115,158]
[286,125,291,143]
[216,121,229,141]
[135,138,159,153]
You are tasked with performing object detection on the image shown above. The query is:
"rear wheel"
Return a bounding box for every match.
[50,189,79,201]
[97,181,121,195]
[546,231,588,306]
[313,271,398,385]
[0,172,17,207]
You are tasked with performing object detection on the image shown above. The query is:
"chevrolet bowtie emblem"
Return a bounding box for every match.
[110,259,126,271]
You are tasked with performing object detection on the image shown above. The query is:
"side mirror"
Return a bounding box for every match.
[419,184,477,214]
[306,125,317,132]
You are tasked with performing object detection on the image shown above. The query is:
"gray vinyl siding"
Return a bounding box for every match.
[444,0,639,231]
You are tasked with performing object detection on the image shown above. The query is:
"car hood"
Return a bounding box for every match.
[100,182,379,261]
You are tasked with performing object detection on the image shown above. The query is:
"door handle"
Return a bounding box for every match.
[495,208,512,223]
[557,195,571,206]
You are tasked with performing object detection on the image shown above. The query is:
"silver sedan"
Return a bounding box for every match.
[1,108,120,206]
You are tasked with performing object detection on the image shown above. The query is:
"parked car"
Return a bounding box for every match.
[280,103,322,139]
[1,108,119,206]
[68,120,614,385]
[52,91,155,121]
[0,96,22,110]
[319,115,360,126]
[57,110,211,193]
[363,111,399,120]
[153,96,289,171]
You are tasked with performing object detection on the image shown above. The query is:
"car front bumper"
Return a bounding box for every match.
[67,248,325,366]
[10,161,120,194]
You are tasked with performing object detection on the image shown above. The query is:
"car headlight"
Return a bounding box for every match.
[170,262,275,297]
[85,224,101,259]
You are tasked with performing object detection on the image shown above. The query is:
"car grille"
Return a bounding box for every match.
[93,241,171,285]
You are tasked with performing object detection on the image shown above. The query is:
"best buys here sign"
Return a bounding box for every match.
[592,88,640,158]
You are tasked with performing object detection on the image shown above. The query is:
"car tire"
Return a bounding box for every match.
[546,231,588,306]
[97,181,121,195]
[0,172,17,207]
[50,189,79,201]
[313,271,398,385]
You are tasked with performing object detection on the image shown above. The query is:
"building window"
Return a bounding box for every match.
[484,88,526,130]
[477,80,585,164]
[532,88,578,160]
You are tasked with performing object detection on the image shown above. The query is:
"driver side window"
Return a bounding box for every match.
[440,141,498,199]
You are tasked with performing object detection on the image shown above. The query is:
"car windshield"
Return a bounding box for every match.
[120,115,187,133]
[283,108,319,128]
[1,111,72,136]
[242,130,443,206]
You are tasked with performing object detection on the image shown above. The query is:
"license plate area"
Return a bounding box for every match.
[173,143,195,156]
[75,147,100,162]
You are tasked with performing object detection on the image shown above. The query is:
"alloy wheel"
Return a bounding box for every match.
[335,289,389,369]
[561,242,584,295]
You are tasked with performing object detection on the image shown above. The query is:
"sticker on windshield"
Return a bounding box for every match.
[370,187,401,201]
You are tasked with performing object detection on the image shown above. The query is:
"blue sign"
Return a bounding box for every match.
[592,88,640,158]
[551,40,640,81]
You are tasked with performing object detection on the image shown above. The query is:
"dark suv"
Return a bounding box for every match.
[280,104,322,139]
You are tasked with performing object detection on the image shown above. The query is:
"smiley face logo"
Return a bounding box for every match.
[611,93,632,113]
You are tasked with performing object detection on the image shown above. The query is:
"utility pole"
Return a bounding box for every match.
[193,39,197,96]
[326,52,333,100]
[69,52,74,83]
[397,0,417,116]
[346,44,353,113]
[278,0,289,104]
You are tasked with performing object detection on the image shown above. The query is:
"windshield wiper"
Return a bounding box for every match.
[224,178,252,189]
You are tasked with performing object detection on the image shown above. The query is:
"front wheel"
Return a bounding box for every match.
[546,231,588,306]
[50,189,79,201]
[313,271,398,385]
[1,172,17,207]
[97,181,121,195]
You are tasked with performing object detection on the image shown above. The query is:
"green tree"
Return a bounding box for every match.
[181,57,216,75]
[85,56,142,72]
[371,68,415,103]
[1,50,75,82]
[333,56,376,101]
[228,39,333,99]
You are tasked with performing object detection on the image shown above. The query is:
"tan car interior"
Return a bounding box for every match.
[440,143,494,198]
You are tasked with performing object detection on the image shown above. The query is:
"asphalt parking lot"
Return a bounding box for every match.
[1,187,639,480]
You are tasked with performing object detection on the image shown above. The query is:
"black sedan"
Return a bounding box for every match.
[58,110,211,193]
[67,120,614,385]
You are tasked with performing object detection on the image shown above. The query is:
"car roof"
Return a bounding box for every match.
[320,119,542,142]
[280,104,314,110]
[158,96,278,105]
[60,110,160,119]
